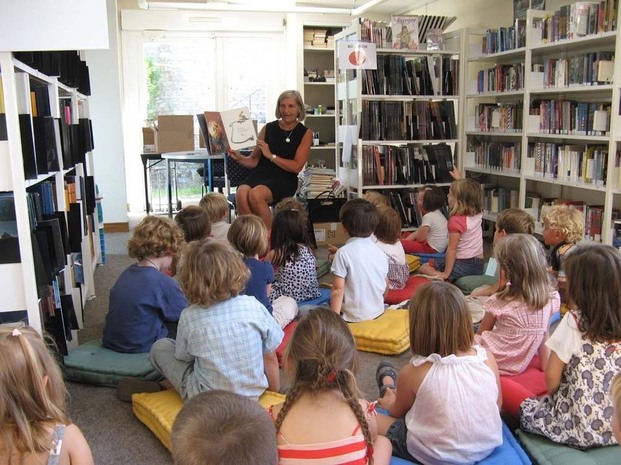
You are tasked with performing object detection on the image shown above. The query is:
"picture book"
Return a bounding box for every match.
[391,15,419,50]
[203,106,257,153]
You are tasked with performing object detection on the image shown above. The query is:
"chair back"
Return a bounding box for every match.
[226,153,251,187]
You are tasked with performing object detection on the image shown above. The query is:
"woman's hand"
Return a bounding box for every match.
[256,139,273,160]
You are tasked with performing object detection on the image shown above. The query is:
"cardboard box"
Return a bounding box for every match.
[157,115,194,153]
[142,127,157,153]
[313,222,348,246]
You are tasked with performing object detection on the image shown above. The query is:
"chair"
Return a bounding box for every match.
[225,152,252,218]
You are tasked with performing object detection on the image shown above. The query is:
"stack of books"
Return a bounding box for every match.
[300,166,337,200]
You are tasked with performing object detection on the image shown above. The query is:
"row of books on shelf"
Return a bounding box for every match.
[533,52,614,89]
[360,99,457,141]
[481,19,527,54]
[360,16,456,49]
[531,100,610,136]
[532,0,618,44]
[467,140,522,172]
[14,50,91,96]
[474,102,523,133]
[361,55,458,96]
[527,142,608,185]
[482,186,519,213]
[473,63,524,94]
[361,143,454,186]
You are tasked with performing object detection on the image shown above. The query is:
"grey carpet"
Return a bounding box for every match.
[68,234,410,465]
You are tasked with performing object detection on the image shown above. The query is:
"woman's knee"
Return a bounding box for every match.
[248,186,272,208]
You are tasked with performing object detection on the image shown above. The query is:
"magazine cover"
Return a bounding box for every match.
[391,15,419,50]
[219,106,258,151]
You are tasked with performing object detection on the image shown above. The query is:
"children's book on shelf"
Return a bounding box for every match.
[391,15,419,50]
[203,106,257,153]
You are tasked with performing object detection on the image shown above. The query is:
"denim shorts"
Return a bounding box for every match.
[434,257,484,283]
[385,419,420,463]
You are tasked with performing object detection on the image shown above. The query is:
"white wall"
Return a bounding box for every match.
[85,0,129,225]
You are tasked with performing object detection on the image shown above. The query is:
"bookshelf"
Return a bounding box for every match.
[302,25,343,171]
[334,19,461,230]
[462,5,621,244]
[0,51,101,352]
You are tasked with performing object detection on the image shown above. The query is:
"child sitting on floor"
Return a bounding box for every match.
[199,192,230,241]
[374,205,410,290]
[149,240,283,400]
[0,324,94,465]
[475,234,560,375]
[228,214,298,328]
[268,208,321,303]
[270,308,392,464]
[418,178,485,282]
[375,281,502,463]
[103,215,187,353]
[541,205,584,315]
[331,198,388,322]
[401,185,448,255]
[171,390,278,465]
[515,245,621,448]
[172,205,212,275]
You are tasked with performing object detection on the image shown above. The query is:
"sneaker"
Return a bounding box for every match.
[116,377,163,402]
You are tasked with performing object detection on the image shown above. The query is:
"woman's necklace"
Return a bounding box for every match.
[281,122,297,143]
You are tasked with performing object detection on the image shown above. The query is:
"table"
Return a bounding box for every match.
[162,150,226,218]
[140,153,165,214]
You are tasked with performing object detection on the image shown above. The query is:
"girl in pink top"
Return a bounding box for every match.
[419,178,484,282]
[475,234,560,375]
[269,309,392,464]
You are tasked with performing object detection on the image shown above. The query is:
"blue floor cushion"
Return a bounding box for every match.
[516,429,620,465]
[63,340,160,387]
[298,287,331,306]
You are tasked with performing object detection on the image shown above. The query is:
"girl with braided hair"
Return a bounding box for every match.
[269,309,392,464]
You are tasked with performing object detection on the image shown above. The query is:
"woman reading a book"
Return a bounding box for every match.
[228,90,312,228]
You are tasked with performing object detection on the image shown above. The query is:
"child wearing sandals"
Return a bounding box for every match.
[269,308,392,464]
[149,240,283,400]
[475,234,560,375]
[401,185,448,254]
[0,324,94,465]
[228,214,298,328]
[376,281,502,464]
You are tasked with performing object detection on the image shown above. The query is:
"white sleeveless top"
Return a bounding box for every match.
[405,345,502,465]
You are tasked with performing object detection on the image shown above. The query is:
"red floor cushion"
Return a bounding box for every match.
[275,321,298,367]
[385,276,430,305]
[501,355,547,396]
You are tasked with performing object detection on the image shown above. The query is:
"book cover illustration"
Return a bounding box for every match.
[203,111,229,154]
[0,193,21,264]
[391,15,419,50]
[220,106,257,151]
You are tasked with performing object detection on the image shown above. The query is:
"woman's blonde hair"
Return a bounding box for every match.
[275,90,306,120]
[409,281,474,357]
[179,239,249,306]
[227,214,268,258]
[0,324,69,456]
[199,192,230,223]
[128,215,184,260]
[374,205,402,243]
[276,309,374,463]
[449,178,482,217]
[494,234,552,309]
[541,205,584,243]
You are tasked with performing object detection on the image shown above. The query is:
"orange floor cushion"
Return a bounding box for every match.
[385,275,430,305]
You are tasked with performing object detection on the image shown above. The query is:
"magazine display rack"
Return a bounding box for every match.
[462,6,621,243]
[334,19,461,230]
[0,51,101,351]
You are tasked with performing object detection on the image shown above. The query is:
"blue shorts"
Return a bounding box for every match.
[385,418,420,463]
[434,257,484,283]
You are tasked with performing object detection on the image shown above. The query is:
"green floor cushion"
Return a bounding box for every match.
[316,258,330,279]
[348,309,410,355]
[516,429,620,465]
[455,274,497,295]
[132,389,286,451]
[63,340,160,387]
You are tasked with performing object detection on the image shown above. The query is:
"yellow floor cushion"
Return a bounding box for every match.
[132,389,286,451]
[348,309,410,355]
[406,254,420,273]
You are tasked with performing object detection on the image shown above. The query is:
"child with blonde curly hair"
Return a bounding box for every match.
[103,215,187,354]
[0,324,94,464]
[270,309,392,464]
[149,240,283,400]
